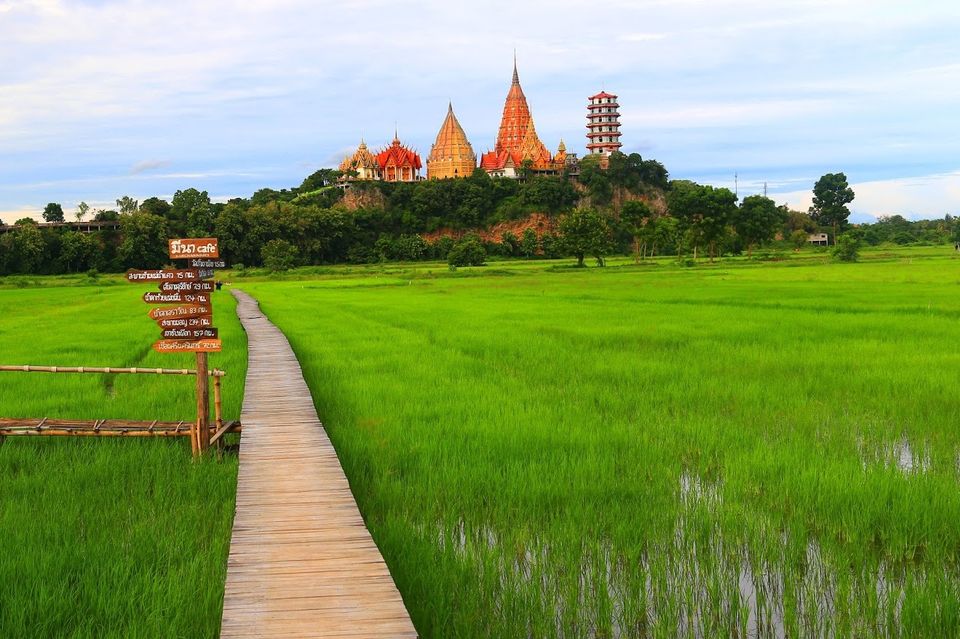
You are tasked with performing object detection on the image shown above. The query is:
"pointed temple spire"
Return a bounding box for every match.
[512,49,519,85]
[427,102,477,180]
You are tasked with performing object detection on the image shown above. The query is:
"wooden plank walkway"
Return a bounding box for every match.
[221,289,417,638]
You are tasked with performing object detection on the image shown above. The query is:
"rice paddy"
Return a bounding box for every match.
[240,247,960,637]
[0,285,245,638]
[3,247,960,637]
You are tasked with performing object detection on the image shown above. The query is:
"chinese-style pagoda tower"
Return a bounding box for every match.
[338,139,381,180]
[480,56,561,177]
[586,91,622,156]
[427,103,477,180]
[376,130,422,182]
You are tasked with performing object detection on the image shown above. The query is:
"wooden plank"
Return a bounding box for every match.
[220,289,416,638]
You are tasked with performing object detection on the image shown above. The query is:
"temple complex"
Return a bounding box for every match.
[337,58,614,185]
[427,103,477,180]
[479,58,566,177]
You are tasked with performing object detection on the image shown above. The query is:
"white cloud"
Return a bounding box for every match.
[0,0,958,216]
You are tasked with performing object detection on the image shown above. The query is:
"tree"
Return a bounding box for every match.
[620,200,654,260]
[519,228,539,258]
[668,180,737,261]
[447,234,486,267]
[558,208,612,267]
[43,202,65,223]
[832,231,861,262]
[75,201,90,222]
[261,239,299,272]
[59,231,97,272]
[790,229,809,251]
[733,195,784,255]
[116,196,139,215]
[7,223,45,272]
[119,212,169,268]
[809,172,855,243]
[140,197,172,219]
[170,188,212,237]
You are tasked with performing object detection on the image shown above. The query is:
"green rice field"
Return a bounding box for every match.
[0,285,245,638]
[3,247,960,637]
[242,248,960,637]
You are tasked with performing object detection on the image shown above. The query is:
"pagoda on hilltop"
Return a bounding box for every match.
[338,139,381,181]
[480,57,565,178]
[586,91,623,157]
[376,130,422,182]
[427,103,477,180]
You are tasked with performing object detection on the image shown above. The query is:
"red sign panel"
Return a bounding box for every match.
[156,316,214,329]
[143,292,210,305]
[159,281,214,293]
[168,238,219,260]
[148,305,212,320]
[126,269,203,283]
[152,339,222,353]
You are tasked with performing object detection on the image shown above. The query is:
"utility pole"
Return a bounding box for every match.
[763,182,768,198]
[734,172,738,198]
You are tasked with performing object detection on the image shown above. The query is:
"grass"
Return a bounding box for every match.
[0,285,245,638]
[237,246,960,637]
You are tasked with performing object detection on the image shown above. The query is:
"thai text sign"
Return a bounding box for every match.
[159,281,214,293]
[189,258,227,269]
[168,238,219,260]
[161,327,219,340]
[126,269,203,282]
[148,304,211,320]
[152,339,222,353]
[143,292,210,305]
[156,316,214,329]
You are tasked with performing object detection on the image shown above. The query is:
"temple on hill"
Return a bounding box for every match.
[339,132,422,183]
[376,132,422,182]
[480,58,566,178]
[338,139,381,180]
[427,103,477,180]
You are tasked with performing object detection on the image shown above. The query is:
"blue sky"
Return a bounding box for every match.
[1,0,958,223]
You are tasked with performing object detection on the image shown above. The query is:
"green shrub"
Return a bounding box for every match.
[832,233,861,262]
[447,234,486,267]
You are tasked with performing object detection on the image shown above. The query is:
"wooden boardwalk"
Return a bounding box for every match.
[221,290,416,638]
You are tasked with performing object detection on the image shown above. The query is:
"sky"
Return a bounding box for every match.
[1,0,958,224]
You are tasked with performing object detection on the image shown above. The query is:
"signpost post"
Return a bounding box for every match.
[126,238,226,457]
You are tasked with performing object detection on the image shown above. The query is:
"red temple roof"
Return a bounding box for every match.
[589,91,617,99]
[376,137,422,170]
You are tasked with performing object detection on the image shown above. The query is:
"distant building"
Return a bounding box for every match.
[808,232,830,246]
[586,91,623,157]
[427,103,477,180]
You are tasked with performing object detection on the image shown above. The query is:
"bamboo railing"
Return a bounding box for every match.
[0,365,235,456]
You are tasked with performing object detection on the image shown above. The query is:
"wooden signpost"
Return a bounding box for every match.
[127,238,226,457]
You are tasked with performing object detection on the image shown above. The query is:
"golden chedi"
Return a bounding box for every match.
[427,103,477,180]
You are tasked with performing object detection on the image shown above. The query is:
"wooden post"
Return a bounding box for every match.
[195,353,210,456]
[213,373,224,455]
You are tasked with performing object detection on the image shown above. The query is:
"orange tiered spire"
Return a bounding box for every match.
[481,57,558,175]
[427,103,477,180]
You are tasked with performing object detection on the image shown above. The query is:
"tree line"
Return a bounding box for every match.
[0,155,954,276]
